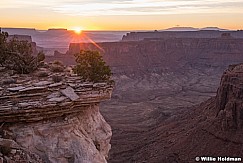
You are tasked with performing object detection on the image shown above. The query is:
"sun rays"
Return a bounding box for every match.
[70,27,83,34]
[69,30,104,52]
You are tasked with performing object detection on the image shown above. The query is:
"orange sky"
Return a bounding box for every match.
[1,0,243,30]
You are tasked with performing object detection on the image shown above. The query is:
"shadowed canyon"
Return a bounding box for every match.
[1,29,243,162]
[46,32,243,162]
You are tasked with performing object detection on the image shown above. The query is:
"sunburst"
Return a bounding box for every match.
[71,27,82,34]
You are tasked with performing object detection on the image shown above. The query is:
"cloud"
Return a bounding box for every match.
[0,0,58,8]
[52,0,243,16]
[1,0,243,15]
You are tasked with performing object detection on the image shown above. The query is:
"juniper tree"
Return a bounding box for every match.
[74,50,112,82]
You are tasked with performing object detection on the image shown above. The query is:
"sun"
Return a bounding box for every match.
[71,27,83,34]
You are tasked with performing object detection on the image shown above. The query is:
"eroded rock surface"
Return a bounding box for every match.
[113,64,243,163]
[8,105,111,163]
[0,63,113,163]
[215,64,243,130]
[122,30,243,41]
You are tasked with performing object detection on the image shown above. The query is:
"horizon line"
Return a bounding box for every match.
[1,26,242,32]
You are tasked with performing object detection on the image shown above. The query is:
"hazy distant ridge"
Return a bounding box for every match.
[163,26,229,31]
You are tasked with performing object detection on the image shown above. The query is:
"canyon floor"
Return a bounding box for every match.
[101,65,225,163]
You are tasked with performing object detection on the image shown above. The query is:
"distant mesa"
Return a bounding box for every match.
[2,27,70,36]
[47,28,68,31]
[163,26,228,31]
[2,28,36,35]
[200,27,228,31]
[122,27,243,41]
[164,27,199,31]
[1,27,127,55]
[2,27,36,31]
[46,28,68,33]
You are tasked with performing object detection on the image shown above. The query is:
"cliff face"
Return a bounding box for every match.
[0,64,113,163]
[47,37,243,162]
[66,37,243,75]
[7,35,32,42]
[122,30,243,41]
[57,37,243,103]
[8,105,111,163]
[7,34,38,55]
[117,63,243,163]
[178,64,243,160]
[215,64,243,131]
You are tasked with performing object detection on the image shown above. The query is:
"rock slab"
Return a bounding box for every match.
[61,86,79,101]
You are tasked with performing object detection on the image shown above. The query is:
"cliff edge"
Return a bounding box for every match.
[118,63,243,162]
[0,63,113,163]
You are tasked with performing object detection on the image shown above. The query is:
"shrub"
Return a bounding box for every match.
[74,50,112,82]
[37,51,45,63]
[0,30,8,66]
[0,31,45,74]
[5,38,37,74]
[52,60,64,66]
[51,60,64,72]
[51,65,64,72]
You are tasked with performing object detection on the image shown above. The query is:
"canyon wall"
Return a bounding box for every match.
[66,37,243,74]
[64,36,243,162]
[7,35,32,42]
[119,63,243,162]
[50,37,243,102]
[0,65,113,163]
[215,64,243,130]
[44,34,243,162]
[122,30,243,41]
[6,34,38,55]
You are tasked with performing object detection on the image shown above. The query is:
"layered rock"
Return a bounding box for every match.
[122,30,243,41]
[116,63,243,163]
[178,64,243,160]
[45,36,243,163]
[65,37,243,75]
[215,64,243,130]
[0,64,113,163]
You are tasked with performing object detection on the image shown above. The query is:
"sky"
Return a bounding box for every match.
[0,0,243,30]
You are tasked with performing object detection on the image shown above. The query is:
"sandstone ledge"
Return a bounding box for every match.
[0,64,113,123]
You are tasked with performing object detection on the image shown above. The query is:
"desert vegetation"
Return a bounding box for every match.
[73,50,112,82]
[0,30,45,74]
[50,60,65,73]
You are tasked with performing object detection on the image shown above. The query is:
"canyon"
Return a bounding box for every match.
[1,30,243,162]
[46,34,243,162]
[122,30,243,41]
